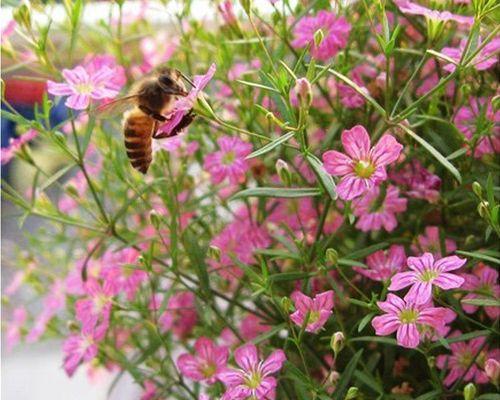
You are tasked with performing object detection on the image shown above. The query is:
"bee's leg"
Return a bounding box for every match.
[153,110,196,139]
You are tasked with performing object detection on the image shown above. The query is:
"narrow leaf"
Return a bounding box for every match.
[305,153,337,200]
[246,131,295,159]
[332,349,364,399]
[231,187,321,200]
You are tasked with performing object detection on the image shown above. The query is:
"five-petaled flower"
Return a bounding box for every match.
[177,337,229,384]
[290,290,334,333]
[322,125,402,201]
[218,343,286,400]
[371,293,451,348]
[389,253,466,304]
[47,65,120,110]
[204,136,253,185]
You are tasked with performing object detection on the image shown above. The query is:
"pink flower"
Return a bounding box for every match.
[241,314,271,341]
[5,307,27,351]
[158,64,216,136]
[454,97,500,158]
[461,263,500,319]
[292,11,351,61]
[394,0,474,26]
[47,65,120,110]
[75,279,115,332]
[140,380,157,400]
[63,326,106,377]
[177,337,229,384]
[412,226,457,258]
[485,358,500,385]
[355,245,406,282]
[389,160,441,203]
[151,291,198,337]
[204,136,253,185]
[218,344,286,400]
[209,211,271,281]
[442,37,500,73]
[219,0,237,25]
[389,253,466,304]
[84,54,126,92]
[101,248,147,301]
[352,185,407,232]
[322,125,403,200]
[137,35,178,74]
[26,280,66,343]
[290,290,334,333]
[371,293,451,348]
[1,20,16,44]
[1,129,38,165]
[436,331,499,386]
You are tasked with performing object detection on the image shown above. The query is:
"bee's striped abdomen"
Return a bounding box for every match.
[123,108,154,174]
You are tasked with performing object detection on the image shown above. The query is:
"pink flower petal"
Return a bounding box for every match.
[234,343,258,372]
[341,125,370,160]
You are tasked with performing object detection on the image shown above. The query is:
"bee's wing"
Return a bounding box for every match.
[92,95,139,120]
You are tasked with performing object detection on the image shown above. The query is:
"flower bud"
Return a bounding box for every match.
[477,201,489,218]
[345,387,359,400]
[485,358,500,385]
[472,181,482,198]
[464,383,476,400]
[13,3,31,30]
[240,0,252,14]
[149,210,162,229]
[325,248,338,265]
[207,245,221,262]
[294,78,313,109]
[313,29,324,47]
[66,320,79,332]
[281,296,292,312]
[330,331,345,357]
[276,159,291,186]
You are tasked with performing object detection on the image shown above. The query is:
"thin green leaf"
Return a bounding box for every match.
[236,79,280,93]
[230,187,322,200]
[415,390,443,400]
[456,250,500,265]
[246,131,295,159]
[268,271,314,282]
[345,243,389,260]
[461,298,500,307]
[305,153,337,200]
[398,124,462,183]
[332,349,364,399]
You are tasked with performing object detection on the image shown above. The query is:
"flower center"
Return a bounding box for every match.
[398,308,419,324]
[419,269,438,282]
[244,370,262,389]
[308,310,320,324]
[222,151,236,165]
[76,83,94,94]
[354,160,375,178]
[458,350,474,369]
[200,362,217,378]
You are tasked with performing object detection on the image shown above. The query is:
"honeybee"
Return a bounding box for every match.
[98,67,196,174]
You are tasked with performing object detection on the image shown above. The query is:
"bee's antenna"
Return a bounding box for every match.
[179,71,195,87]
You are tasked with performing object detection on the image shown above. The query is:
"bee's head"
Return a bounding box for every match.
[158,72,188,97]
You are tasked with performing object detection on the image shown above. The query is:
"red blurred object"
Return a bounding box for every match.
[4,78,47,105]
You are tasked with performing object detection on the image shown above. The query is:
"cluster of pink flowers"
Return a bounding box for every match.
[1,129,38,165]
[176,339,286,400]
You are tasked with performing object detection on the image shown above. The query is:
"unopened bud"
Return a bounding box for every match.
[66,320,79,332]
[207,245,221,262]
[313,29,324,47]
[13,3,31,30]
[485,358,500,385]
[276,159,291,186]
[281,296,292,312]
[330,331,345,357]
[149,210,161,229]
[427,356,435,369]
[477,201,489,218]
[345,387,359,400]
[325,248,338,265]
[240,0,252,14]
[463,383,476,400]
[472,182,482,197]
[294,78,313,109]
